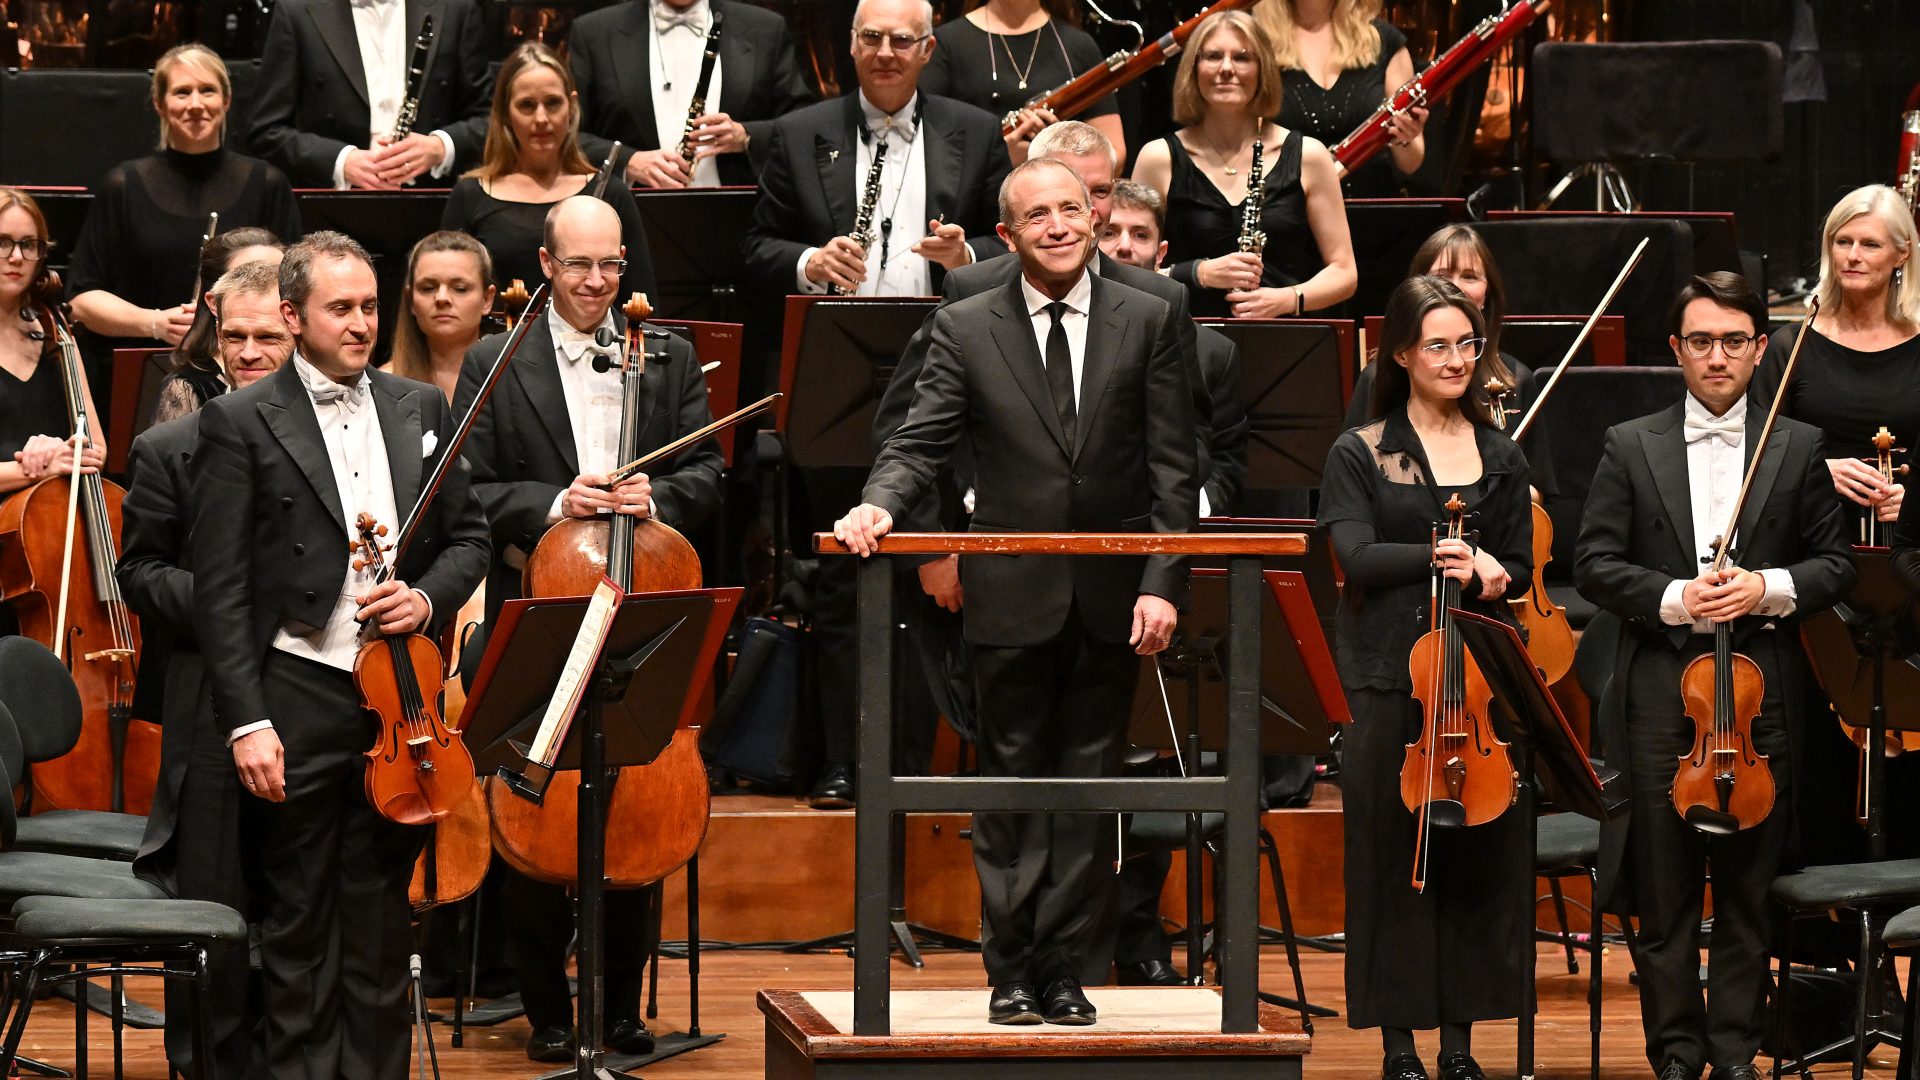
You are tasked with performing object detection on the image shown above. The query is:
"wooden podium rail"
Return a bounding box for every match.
[812,531,1307,1038]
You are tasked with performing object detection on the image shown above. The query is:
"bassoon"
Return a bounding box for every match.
[1897,83,1919,216]
[1330,0,1548,178]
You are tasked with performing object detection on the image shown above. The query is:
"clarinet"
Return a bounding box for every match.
[676,12,726,167]
[390,15,435,141]
[829,140,889,296]
[1238,132,1265,256]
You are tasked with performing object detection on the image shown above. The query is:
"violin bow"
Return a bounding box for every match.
[390,283,551,565]
[1709,295,1821,572]
[603,393,782,486]
[1510,237,1650,441]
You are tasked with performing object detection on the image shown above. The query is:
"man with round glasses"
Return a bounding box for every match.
[1574,272,1854,1080]
[451,195,724,1061]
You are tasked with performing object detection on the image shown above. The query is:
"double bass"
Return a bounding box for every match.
[0,300,158,813]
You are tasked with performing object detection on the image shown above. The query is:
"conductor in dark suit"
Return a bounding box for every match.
[569,0,814,189]
[836,157,1198,1026]
[1573,273,1854,1080]
[122,259,294,1080]
[741,0,1011,298]
[192,232,490,1080]
[453,195,723,1062]
[249,0,493,188]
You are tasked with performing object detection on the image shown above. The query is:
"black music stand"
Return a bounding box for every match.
[1343,199,1469,319]
[1196,320,1356,519]
[1126,569,1347,1028]
[464,587,740,1078]
[630,188,758,323]
[1454,609,1623,1080]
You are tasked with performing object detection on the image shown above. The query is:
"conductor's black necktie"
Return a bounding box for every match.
[1044,301,1076,448]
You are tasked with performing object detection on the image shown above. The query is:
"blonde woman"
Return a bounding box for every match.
[68,44,300,348]
[1259,0,1427,197]
[388,231,497,403]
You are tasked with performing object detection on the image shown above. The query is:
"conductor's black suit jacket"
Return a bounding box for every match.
[864,272,1198,647]
[1572,399,1854,911]
[248,0,494,186]
[191,362,491,732]
[569,0,814,185]
[742,92,1012,294]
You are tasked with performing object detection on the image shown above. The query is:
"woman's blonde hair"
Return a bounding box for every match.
[1814,184,1920,332]
[389,231,495,386]
[467,42,595,182]
[1171,12,1283,128]
[151,44,232,151]
[1254,0,1382,72]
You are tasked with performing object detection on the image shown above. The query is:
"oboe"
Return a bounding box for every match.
[1238,131,1265,256]
[829,140,889,296]
[188,210,218,304]
[676,13,726,167]
[391,14,435,141]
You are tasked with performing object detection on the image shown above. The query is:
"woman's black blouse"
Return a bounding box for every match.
[921,15,1119,123]
[1753,322,1920,462]
[1276,19,1407,199]
[0,339,66,462]
[1162,129,1321,318]
[440,177,658,300]
[1345,352,1558,497]
[1317,409,1533,691]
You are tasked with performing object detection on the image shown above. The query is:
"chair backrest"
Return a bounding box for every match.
[0,702,19,851]
[1531,41,1784,165]
[0,638,84,763]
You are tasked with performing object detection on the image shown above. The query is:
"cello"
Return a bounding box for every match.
[1669,298,1822,835]
[1402,494,1517,892]
[0,299,158,813]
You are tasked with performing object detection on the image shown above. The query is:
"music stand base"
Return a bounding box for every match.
[533,1031,727,1079]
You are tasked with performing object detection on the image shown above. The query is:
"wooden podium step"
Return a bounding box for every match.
[759,987,1309,1079]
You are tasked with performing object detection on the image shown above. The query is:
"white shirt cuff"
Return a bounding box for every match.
[228,719,274,745]
[797,248,828,294]
[1199,490,1212,519]
[1658,578,1693,626]
[428,130,456,178]
[413,588,435,628]
[1757,567,1798,617]
[332,145,355,190]
[547,491,567,526]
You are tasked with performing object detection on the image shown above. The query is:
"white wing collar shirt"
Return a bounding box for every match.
[652,0,726,188]
[795,91,934,297]
[333,0,460,189]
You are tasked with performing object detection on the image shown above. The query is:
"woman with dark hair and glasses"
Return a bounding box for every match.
[1317,275,1533,1080]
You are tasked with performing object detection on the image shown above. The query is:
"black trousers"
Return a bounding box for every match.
[242,652,424,1080]
[1623,639,1791,1075]
[502,868,660,1033]
[971,622,1136,987]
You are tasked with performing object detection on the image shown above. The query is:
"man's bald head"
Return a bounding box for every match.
[542,194,622,257]
[540,195,628,330]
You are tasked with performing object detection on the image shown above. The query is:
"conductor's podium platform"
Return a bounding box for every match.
[759,987,1309,1079]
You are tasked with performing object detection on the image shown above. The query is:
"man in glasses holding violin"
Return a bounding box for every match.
[1574,272,1854,1080]
[453,194,723,1063]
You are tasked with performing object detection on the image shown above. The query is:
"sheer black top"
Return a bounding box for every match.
[440,177,658,301]
[921,15,1118,124]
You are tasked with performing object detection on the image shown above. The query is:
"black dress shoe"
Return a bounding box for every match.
[1707,1066,1760,1080]
[606,1018,656,1056]
[1041,977,1096,1025]
[808,763,855,809]
[988,982,1043,1025]
[1382,1052,1429,1080]
[1436,1051,1485,1080]
[525,1026,573,1063]
[1116,959,1186,986]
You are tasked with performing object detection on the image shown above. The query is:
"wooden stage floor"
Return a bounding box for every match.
[13,943,1907,1078]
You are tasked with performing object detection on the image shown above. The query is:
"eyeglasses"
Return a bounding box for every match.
[1417,338,1486,363]
[854,28,931,52]
[0,236,46,260]
[1679,332,1756,359]
[554,257,626,278]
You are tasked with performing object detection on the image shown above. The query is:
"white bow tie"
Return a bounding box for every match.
[308,377,367,414]
[655,6,706,34]
[557,328,616,367]
[1684,411,1744,447]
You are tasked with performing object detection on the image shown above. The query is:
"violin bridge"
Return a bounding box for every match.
[84,648,135,662]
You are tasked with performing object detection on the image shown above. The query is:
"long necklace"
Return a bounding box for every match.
[1194,131,1250,183]
[987,8,1046,91]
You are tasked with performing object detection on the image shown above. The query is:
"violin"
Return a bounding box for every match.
[408,774,490,914]
[0,300,158,813]
[1669,298,1822,834]
[1402,494,1516,892]
[354,512,477,825]
[485,279,532,336]
[1859,425,1908,548]
[489,292,711,888]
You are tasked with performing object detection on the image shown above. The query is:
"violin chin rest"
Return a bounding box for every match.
[1427,800,1466,830]
[1681,805,1740,836]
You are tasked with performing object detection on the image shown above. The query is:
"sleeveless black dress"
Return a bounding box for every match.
[1162,129,1321,318]
[1277,19,1408,198]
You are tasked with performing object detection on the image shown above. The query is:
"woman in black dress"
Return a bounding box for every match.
[1258,0,1427,198]
[150,227,286,425]
[920,0,1125,164]
[1131,11,1355,319]
[1346,224,1556,496]
[441,42,656,302]
[388,231,496,403]
[1318,275,1532,1080]
[67,45,300,351]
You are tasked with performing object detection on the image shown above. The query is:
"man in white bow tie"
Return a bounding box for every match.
[1574,272,1856,1080]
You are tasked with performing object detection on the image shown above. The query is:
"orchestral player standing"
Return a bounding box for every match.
[1573,273,1854,1080]
[1257,0,1428,198]
[123,258,294,1080]
[453,195,722,1062]
[152,228,287,425]
[837,158,1196,1026]
[388,230,496,403]
[191,232,490,1079]
[1317,275,1532,1080]
[568,0,814,189]
[1131,11,1357,319]
[249,0,494,189]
